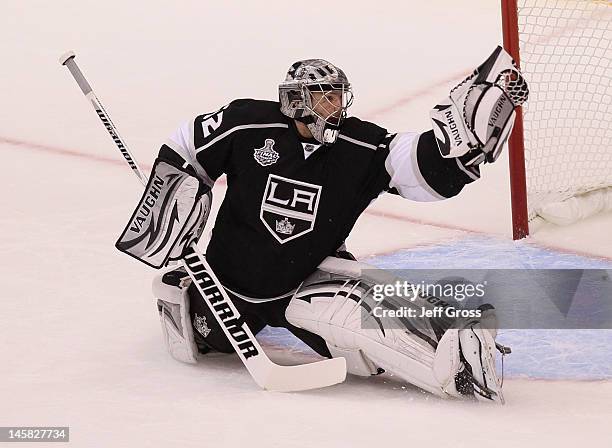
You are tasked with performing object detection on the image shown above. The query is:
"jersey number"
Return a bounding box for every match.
[201,104,229,138]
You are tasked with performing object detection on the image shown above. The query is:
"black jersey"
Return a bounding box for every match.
[159,99,478,298]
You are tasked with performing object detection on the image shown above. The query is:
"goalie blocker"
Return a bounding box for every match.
[116,158,212,268]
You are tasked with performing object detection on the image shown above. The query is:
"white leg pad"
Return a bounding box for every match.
[432,329,462,395]
[286,261,463,398]
[153,270,198,364]
[290,303,450,396]
[287,257,507,400]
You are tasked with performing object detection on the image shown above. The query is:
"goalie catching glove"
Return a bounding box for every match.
[430,46,529,166]
[116,158,212,268]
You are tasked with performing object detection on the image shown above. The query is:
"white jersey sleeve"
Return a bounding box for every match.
[382,130,480,201]
[164,119,217,188]
[385,132,446,202]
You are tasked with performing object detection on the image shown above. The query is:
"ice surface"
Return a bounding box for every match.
[1,0,611,446]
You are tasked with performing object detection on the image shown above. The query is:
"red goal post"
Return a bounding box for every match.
[502,0,530,239]
[501,0,612,239]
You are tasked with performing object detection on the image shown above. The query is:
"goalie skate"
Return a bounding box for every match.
[458,324,506,404]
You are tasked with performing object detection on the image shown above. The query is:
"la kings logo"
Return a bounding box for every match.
[260,174,322,244]
[193,313,211,337]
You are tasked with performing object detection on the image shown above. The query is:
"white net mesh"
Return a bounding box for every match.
[516,0,612,221]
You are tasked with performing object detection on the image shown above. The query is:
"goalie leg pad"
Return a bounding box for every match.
[286,262,447,395]
[287,257,506,401]
[153,267,199,364]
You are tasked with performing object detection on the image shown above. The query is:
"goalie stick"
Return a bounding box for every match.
[59,51,346,392]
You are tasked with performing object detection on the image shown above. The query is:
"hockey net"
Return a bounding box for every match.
[503,0,612,233]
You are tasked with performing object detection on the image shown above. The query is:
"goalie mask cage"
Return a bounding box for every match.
[501,0,612,239]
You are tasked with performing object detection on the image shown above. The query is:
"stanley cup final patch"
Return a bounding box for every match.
[254,139,280,166]
[260,174,322,244]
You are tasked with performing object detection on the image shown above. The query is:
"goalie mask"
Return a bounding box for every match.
[279,59,353,145]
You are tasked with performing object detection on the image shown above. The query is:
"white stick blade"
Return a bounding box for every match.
[262,357,346,392]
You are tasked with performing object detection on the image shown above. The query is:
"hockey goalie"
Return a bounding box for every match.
[116,46,528,404]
